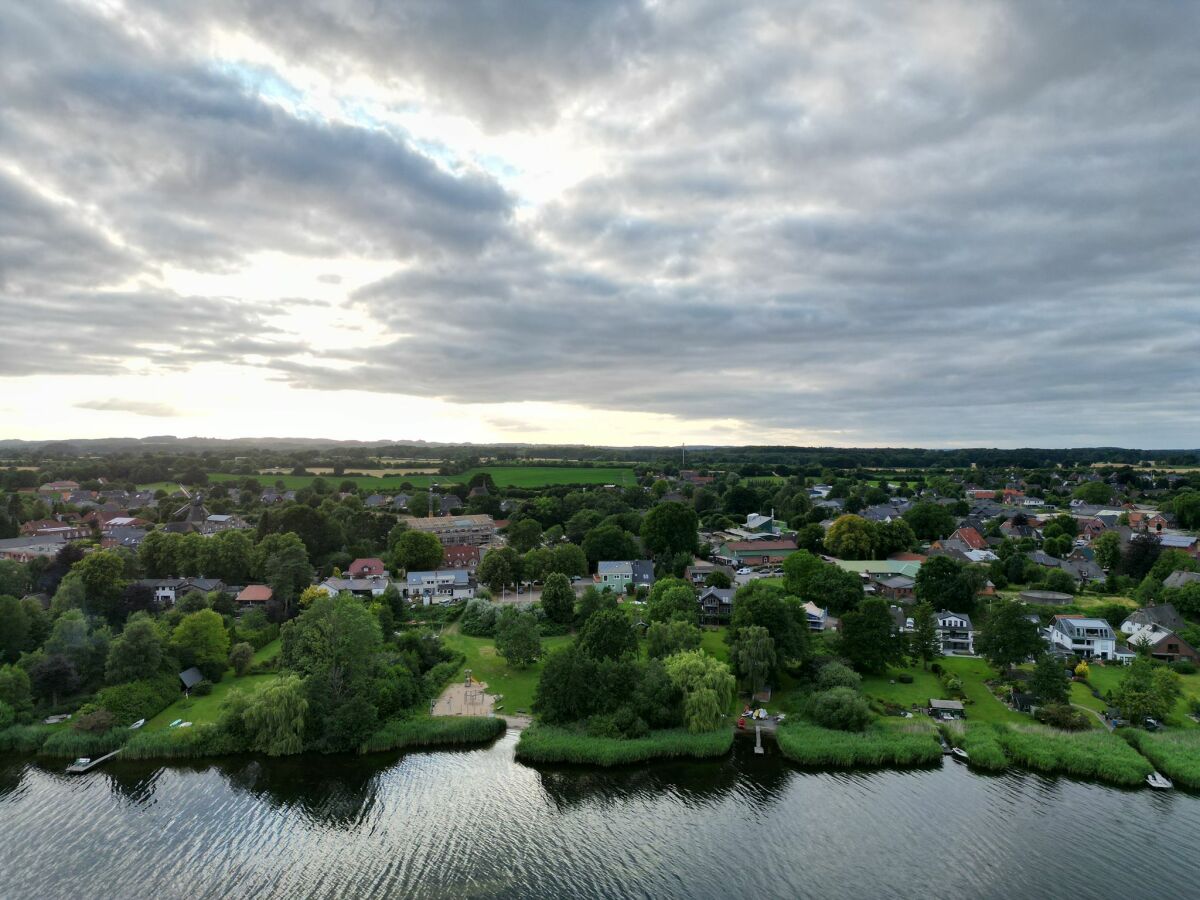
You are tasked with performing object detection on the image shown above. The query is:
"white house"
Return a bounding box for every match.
[404,569,475,604]
[1045,615,1119,660]
[935,611,974,655]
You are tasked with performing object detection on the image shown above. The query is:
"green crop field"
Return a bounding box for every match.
[196,465,638,492]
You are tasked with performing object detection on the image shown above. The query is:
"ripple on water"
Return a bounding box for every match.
[2,740,1200,900]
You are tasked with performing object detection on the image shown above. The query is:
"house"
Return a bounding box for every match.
[442,544,482,571]
[0,535,69,562]
[364,493,389,508]
[1045,615,1119,660]
[137,578,187,606]
[1124,624,1200,664]
[684,560,734,586]
[888,605,913,633]
[744,512,778,534]
[935,611,975,655]
[698,586,734,622]
[805,601,837,632]
[930,698,965,719]
[1128,511,1169,534]
[871,574,916,602]
[404,569,475,604]
[947,526,988,551]
[318,576,391,598]
[237,584,274,605]
[717,538,799,567]
[594,559,654,591]
[37,480,80,497]
[408,514,495,546]
[20,519,89,540]
[1163,571,1200,590]
[678,470,715,486]
[1158,534,1200,558]
[1120,603,1188,635]
[179,667,204,691]
[202,514,248,534]
[347,557,388,578]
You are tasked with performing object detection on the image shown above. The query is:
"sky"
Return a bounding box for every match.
[1,0,1198,449]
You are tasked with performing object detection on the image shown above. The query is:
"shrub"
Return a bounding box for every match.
[93,675,179,726]
[1034,702,1090,731]
[73,709,115,734]
[809,687,873,732]
[816,661,862,691]
[192,680,214,697]
[459,599,500,637]
[515,724,733,766]
[1170,659,1197,675]
[777,721,941,768]
[422,653,466,699]
[359,716,506,754]
[229,642,255,676]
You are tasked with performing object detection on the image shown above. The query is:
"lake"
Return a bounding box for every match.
[2,730,1197,899]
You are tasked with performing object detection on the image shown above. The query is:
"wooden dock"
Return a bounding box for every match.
[65,748,122,774]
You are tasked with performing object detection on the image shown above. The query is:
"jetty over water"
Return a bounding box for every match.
[65,749,121,773]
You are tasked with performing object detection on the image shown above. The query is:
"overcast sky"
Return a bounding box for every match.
[2,1,1197,448]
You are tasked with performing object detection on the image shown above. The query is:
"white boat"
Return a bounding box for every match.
[951,747,969,762]
[1147,772,1173,790]
[129,719,145,730]
[179,722,193,728]
[169,719,183,728]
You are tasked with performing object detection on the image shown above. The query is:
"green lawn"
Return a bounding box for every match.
[251,638,281,665]
[1070,681,1108,715]
[861,657,1027,724]
[440,631,573,713]
[195,465,637,492]
[699,627,731,664]
[145,673,277,730]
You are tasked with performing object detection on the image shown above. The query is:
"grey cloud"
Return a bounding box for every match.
[75,400,181,418]
[4,1,1200,446]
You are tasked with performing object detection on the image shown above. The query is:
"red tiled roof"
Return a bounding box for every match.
[348,557,386,575]
[237,585,273,603]
[951,527,987,551]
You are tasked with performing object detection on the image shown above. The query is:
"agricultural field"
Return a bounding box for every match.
[199,465,638,491]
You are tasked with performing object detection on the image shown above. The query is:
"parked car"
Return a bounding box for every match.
[736,567,753,575]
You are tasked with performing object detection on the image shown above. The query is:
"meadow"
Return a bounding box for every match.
[200,465,638,491]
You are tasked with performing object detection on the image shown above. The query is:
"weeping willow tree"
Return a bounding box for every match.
[243,675,308,756]
[664,650,736,733]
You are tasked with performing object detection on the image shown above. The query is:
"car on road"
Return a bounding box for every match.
[736,567,753,575]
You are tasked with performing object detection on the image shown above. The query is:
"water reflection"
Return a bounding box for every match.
[2,736,1200,900]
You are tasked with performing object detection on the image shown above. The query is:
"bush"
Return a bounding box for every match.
[515,724,733,766]
[421,654,466,699]
[459,599,500,637]
[1170,659,1197,675]
[809,687,873,732]
[777,721,942,768]
[73,709,115,734]
[192,680,214,697]
[229,642,255,676]
[816,661,862,691]
[93,675,179,726]
[1034,702,1090,731]
[359,716,506,753]
[938,672,964,697]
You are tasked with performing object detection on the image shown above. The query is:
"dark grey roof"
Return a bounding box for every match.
[1122,603,1187,633]
[1164,571,1200,590]
[179,667,204,690]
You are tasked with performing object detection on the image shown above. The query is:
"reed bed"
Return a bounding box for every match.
[38,728,129,758]
[776,721,942,769]
[515,725,733,766]
[995,724,1151,787]
[1121,731,1200,789]
[361,716,507,754]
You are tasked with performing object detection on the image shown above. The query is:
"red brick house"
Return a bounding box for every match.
[348,557,388,578]
[442,544,481,571]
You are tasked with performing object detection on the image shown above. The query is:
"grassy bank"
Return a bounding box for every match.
[0,725,55,754]
[776,720,942,769]
[861,657,1025,725]
[940,722,1008,771]
[995,724,1152,787]
[39,727,129,758]
[123,724,247,760]
[1121,731,1200,788]
[145,674,278,730]
[515,724,733,766]
[360,716,507,754]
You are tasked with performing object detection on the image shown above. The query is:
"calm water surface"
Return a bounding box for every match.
[1,730,1196,899]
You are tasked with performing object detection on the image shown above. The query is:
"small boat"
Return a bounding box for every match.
[951,747,969,763]
[129,719,145,730]
[169,719,183,728]
[179,722,193,728]
[1147,772,1173,790]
